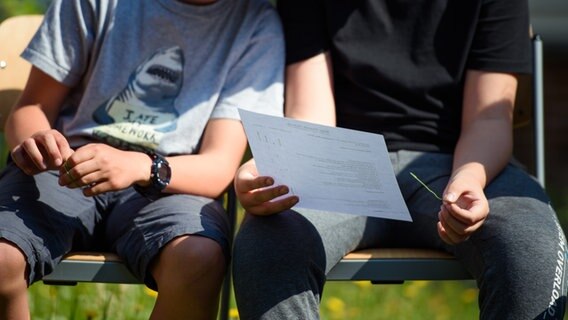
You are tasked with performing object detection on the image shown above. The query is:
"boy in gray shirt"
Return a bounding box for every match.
[0,0,283,319]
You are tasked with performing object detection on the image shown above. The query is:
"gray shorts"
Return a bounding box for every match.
[0,161,231,289]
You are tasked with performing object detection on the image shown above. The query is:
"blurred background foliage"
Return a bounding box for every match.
[0,0,49,21]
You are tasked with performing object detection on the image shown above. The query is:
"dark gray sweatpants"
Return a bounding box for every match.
[233,150,567,320]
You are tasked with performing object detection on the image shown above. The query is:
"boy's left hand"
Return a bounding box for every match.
[437,176,489,245]
[58,143,150,196]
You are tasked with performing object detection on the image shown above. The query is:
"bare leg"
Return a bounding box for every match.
[150,235,226,320]
[0,240,30,320]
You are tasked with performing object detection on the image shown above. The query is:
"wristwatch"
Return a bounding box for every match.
[134,152,171,199]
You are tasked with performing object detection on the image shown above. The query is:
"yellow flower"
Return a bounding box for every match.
[403,280,429,298]
[461,288,478,304]
[144,286,158,298]
[354,280,372,289]
[326,296,346,318]
[229,308,240,319]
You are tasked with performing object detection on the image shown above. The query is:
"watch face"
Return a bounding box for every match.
[156,160,171,183]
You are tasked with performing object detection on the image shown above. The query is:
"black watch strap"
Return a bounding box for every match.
[134,152,171,200]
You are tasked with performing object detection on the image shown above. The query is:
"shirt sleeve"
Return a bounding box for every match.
[277,0,329,65]
[20,0,108,86]
[467,0,532,74]
[212,6,285,120]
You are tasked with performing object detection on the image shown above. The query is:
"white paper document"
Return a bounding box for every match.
[239,109,412,222]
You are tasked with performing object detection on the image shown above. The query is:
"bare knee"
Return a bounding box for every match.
[0,240,28,295]
[152,236,226,289]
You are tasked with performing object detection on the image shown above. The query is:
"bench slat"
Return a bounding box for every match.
[43,252,140,285]
[44,248,472,285]
[328,248,472,282]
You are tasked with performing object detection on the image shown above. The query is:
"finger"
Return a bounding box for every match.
[59,160,98,188]
[249,184,292,204]
[73,170,101,189]
[442,178,465,204]
[438,210,468,244]
[437,220,467,244]
[59,161,78,187]
[247,195,299,216]
[249,176,276,193]
[21,138,47,170]
[445,202,484,226]
[236,170,273,193]
[10,147,38,175]
[443,181,481,210]
[82,180,111,197]
[54,133,74,161]
[40,133,64,167]
[437,222,457,245]
[439,206,469,237]
[65,146,96,167]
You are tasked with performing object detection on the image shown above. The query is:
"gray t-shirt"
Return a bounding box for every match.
[22,0,284,155]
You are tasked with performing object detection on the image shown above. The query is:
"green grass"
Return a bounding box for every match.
[29,280,480,320]
[29,283,155,320]
[321,281,479,320]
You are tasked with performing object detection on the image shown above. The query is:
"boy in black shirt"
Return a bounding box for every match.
[232,0,567,319]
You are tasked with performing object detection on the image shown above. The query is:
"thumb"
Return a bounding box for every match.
[235,161,263,193]
[55,133,74,164]
[60,145,75,163]
[443,180,464,204]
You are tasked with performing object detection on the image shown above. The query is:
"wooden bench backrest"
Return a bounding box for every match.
[0,15,44,131]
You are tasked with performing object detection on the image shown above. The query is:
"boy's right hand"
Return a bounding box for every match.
[234,159,299,216]
[10,129,74,175]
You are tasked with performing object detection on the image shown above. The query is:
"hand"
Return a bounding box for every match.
[234,160,299,216]
[10,129,74,175]
[437,174,489,245]
[58,143,150,196]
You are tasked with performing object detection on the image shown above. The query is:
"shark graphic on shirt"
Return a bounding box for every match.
[92,46,184,152]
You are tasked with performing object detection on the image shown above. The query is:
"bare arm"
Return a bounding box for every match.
[235,52,336,215]
[285,52,336,125]
[166,118,248,198]
[453,70,517,184]
[9,67,247,199]
[438,70,518,244]
[60,118,248,199]
[5,66,73,174]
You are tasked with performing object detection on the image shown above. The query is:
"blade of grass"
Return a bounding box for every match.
[409,172,442,201]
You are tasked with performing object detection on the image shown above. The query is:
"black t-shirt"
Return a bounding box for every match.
[278,0,532,152]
